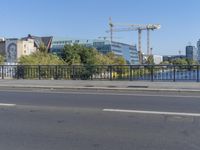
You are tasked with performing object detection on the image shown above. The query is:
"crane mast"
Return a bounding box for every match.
[147,29,150,55]
[109,17,114,42]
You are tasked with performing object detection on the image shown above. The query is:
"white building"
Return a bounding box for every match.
[0,37,5,42]
[153,55,163,64]
[143,54,163,64]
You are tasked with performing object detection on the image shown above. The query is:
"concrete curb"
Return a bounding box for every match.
[0,84,199,93]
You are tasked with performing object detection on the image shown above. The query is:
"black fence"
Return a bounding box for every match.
[0,65,200,82]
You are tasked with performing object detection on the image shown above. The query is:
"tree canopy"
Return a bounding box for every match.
[38,43,48,53]
[61,44,127,65]
[19,51,65,65]
[18,44,127,65]
[145,55,154,65]
[0,55,5,64]
[160,58,199,65]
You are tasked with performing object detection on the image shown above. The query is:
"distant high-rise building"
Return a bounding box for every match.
[186,45,197,61]
[197,39,200,62]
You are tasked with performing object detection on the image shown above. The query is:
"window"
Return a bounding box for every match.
[93,42,105,47]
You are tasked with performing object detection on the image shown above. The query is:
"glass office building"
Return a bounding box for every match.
[51,37,139,64]
[186,45,197,61]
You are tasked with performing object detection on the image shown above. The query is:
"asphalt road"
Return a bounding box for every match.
[0,89,200,150]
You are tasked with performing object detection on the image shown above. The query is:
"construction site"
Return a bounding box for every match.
[108,17,161,64]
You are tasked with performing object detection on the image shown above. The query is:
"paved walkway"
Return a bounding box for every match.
[0,80,200,92]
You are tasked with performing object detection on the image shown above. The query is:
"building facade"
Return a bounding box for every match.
[17,39,37,58]
[51,38,139,64]
[153,55,163,64]
[197,39,200,63]
[6,39,18,63]
[186,45,198,61]
[22,34,53,52]
[5,38,36,64]
[163,55,186,62]
[0,37,6,56]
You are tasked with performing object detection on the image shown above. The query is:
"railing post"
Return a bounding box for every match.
[55,65,58,80]
[22,65,25,79]
[72,65,75,80]
[197,65,199,82]
[129,65,133,81]
[1,65,4,80]
[151,65,154,82]
[17,66,19,79]
[173,66,176,82]
[90,65,94,80]
[38,65,41,80]
[109,65,113,81]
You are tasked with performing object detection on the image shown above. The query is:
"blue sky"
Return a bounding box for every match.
[0,0,199,55]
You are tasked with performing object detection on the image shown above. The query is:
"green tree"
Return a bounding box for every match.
[78,45,97,64]
[61,44,81,65]
[171,58,188,65]
[106,52,126,65]
[186,59,198,65]
[18,52,65,79]
[61,44,102,79]
[94,53,112,65]
[38,43,48,53]
[145,55,154,65]
[114,56,127,65]
[160,61,171,65]
[61,45,127,65]
[0,55,5,64]
[19,51,65,65]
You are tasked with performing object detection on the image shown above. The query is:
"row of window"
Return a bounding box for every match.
[112,49,122,53]
[112,44,122,48]
[53,41,73,45]
[52,41,109,47]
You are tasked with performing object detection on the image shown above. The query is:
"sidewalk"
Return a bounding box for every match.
[0,80,200,92]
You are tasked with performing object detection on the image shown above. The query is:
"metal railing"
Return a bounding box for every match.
[0,65,200,82]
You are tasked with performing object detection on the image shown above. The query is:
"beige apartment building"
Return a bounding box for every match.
[17,39,36,58]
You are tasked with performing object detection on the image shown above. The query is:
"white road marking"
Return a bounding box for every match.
[0,103,16,107]
[103,109,200,117]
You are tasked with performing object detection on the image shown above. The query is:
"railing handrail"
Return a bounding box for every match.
[0,64,199,67]
[0,64,199,82]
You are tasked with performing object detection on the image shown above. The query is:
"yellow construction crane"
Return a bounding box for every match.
[108,18,161,63]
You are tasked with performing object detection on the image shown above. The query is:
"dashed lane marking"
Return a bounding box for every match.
[103,109,200,117]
